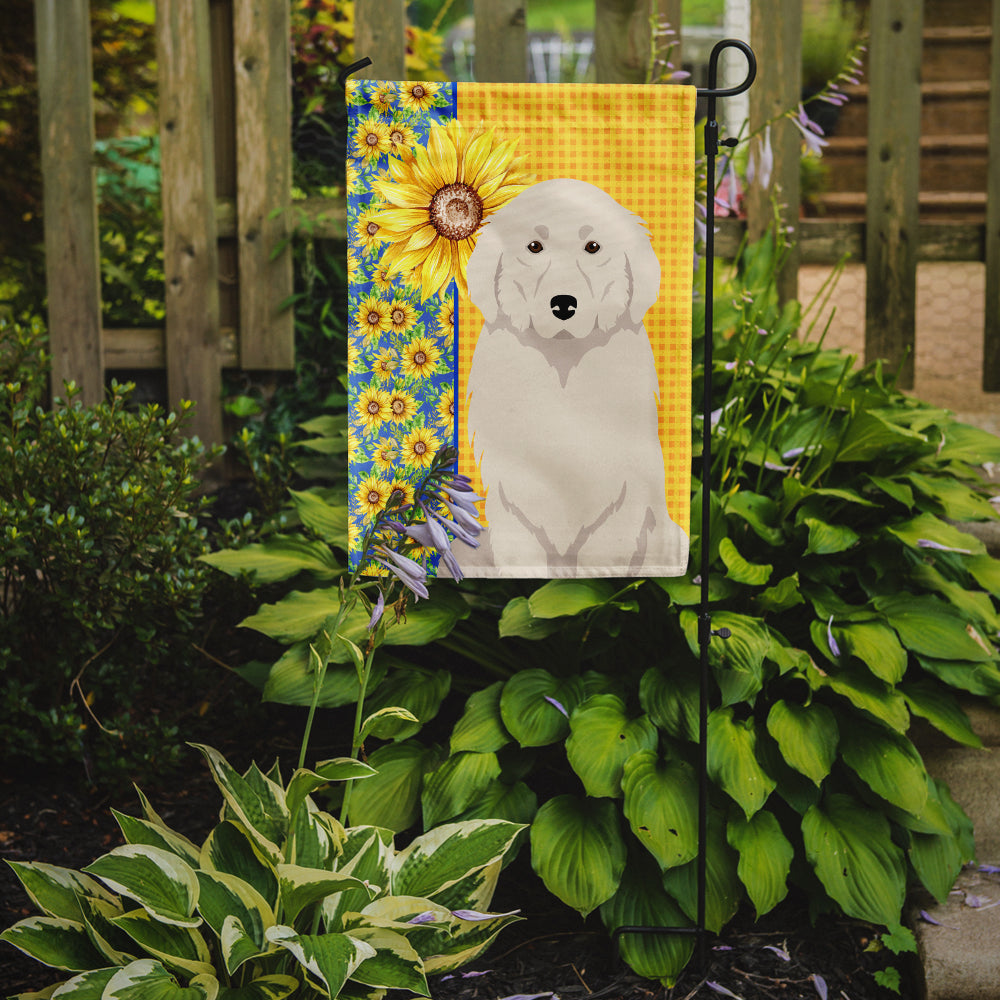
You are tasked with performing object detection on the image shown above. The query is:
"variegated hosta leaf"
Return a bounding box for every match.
[77,894,136,966]
[838,718,929,817]
[599,853,694,987]
[706,707,776,818]
[621,751,699,871]
[0,916,107,971]
[802,793,906,926]
[214,974,300,1000]
[200,822,278,910]
[661,810,742,934]
[83,845,200,928]
[726,810,793,917]
[499,669,585,747]
[110,908,214,979]
[219,915,270,980]
[276,864,375,925]
[288,802,343,870]
[323,829,393,931]
[529,795,626,917]
[190,745,287,863]
[765,700,838,786]
[421,860,501,916]
[102,958,218,999]
[421,751,501,829]
[362,667,452,741]
[195,871,274,973]
[391,820,524,901]
[450,681,511,754]
[112,810,202,868]
[344,926,429,995]
[565,695,658,799]
[265,926,376,998]
[422,907,522,975]
[4,861,118,922]
[45,966,118,997]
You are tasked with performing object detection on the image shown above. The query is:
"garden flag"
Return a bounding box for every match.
[347,80,695,578]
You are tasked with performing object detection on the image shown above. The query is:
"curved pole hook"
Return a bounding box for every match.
[697,38,756,99]
[337,57,373,90]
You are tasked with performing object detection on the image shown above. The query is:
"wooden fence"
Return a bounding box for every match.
[33,0,1000,445]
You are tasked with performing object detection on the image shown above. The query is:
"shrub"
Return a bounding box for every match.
[0,317,219,783]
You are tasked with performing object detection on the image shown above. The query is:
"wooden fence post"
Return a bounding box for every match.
[157,0,223,445]
[594,0,654,84]
[864,0,923,389]
[474,0,526,83]
[983,0,1000,390]
[233,0,294,370]
[746,0,801,306]
[34,0,104,405]
[354,0,407,81]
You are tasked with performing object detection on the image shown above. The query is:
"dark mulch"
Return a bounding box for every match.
[1,748,915,1000]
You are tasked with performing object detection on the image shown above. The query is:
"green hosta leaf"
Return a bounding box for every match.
[261,643,386,709]
[910,563,1000,633]
[421,751,502,828]
[497,596,565,639]
[916,655,1000,697]
[724,490,784,545]
[661,810,741,933]
[195,871,273,973]
[835,621,907,684]
[362,667,451,740]
[530,795,626,917]
[190,746,287,862]
[499,670,584,747]
[83,846,200,928]
[112,812,201,868]
[654,573,737,606]
[966,553,1000,597]
[809,661,910,732]
[241,590,342,643]
[216,975,299,1000]
[718,537,772,585]
[219,915,269,980]
[347,740,442,832]
[74,894,135,967]
[803,517,859,556]
[360,706,421,742]
[765,701,838,786]
[0,916,107,971]
[345,926,428,994]
[680,610,770,706]
[200,536,341,584]
[565,695,658,798]
[285,759,376,822]
[866,474,914,509]
[111,909,214,978]
[288,488,349,547]
[909,827,965,905]
[527,579,615,618]
[200,822,278,910]
[802,793,906,926]
[264,926,375,998]
[839,718,929,816]
[906,472,998,522]
[393,820,524,900]
[835,410,927,463]
[453,779,538,827]
[874,594,995,662]
[4,862,118,923]
[901,680,982,748]
[322,829,393,931]
[39,966,117,998]
[621,751,698,870]
[886,512,985,556]
[707,707,776,818]
[277,865,374,925]
[639,664,699,742]
[599,853,694,987]
[935,421,1000,464]
[103,959,218,1000]
[450,682,511,754]
[755,573,804,614]
[727,811,793,917]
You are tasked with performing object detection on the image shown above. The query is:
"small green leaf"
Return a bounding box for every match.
[360,706,421,742]
[450,682,511,754]
[900,680,982,748]
[875,594,994,662]
[839,718,929,817]
[200,536,341,584]
[803,517,859,555]
[362,667,451,740]
[707,707,776,818]
[497,597,564,639]
[421,751,502,828]
[288,489,348,547]
[727,811,793,917]
[527,579,615,618]
[755,573,804,614]
[886,512,985,556]
[718,537,772,585]
[765,700,838,786]
[277,865,373,925]
[639,664,699,742]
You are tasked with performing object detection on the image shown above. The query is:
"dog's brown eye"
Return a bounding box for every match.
[527,240,544,254]
[584,240,601,254]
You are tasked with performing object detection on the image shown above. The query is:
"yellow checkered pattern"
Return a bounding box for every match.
[455,83,695,537]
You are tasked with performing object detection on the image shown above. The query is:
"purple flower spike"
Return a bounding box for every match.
[367,590,385,631]
[428,506,480,548]
[544,695,569,718]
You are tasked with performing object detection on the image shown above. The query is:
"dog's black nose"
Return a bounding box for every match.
[550,295,577,321]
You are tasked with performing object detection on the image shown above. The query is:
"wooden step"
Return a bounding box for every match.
[921,0,992,28]
[822,134,989,193]
[922,25,993,83]
[813,190,987,222]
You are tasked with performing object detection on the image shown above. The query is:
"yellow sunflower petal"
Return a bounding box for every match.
[481,181,532,210]
[420,236,453,301]
[427,124,460,188]
[460,130,495,187]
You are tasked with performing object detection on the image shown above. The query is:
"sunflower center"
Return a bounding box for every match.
[429,183,483,241]
[392,398,405,415]
[367,401,380,415]
[367,490,381,504]
[366,221,379,236]
[367,310,380,324]
[365,131,379,147]
[392,309,406,324]
[413,441,427,455]
[411,85,426,100]
[391,130,404,145]
[413,351,427,366]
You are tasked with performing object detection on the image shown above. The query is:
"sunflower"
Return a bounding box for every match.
[373,120,532,300]
[353,115,391,164]
[371,263,397,292]
[436,387,455,426]
[385,479,416,509]
[401,426,439,469]
[355,295,392,340]
[388,299,419,335]
[372,84,394,114]
[387,387,418,424]
[400,337,441,379]
[398,81,441,113]
[353,204,385,253]
[387,119,418,159]
[436,299,455,338]
[347,249,362,282]
[372,349,398,382]
[373,438,399,472]
[355,474,393,521]
[355,387,392,430]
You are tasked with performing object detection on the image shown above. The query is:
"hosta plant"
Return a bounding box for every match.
[1,744,523,999]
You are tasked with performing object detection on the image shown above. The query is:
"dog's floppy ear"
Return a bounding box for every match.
[466,223,501,323]
[625,226,661,325]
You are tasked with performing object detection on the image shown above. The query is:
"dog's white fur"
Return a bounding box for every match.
[463,178,688,576]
